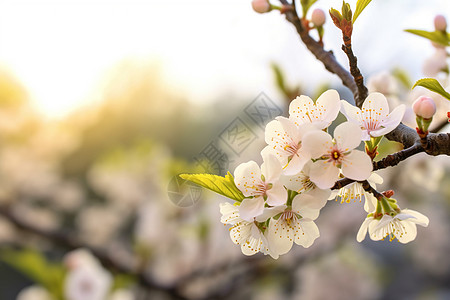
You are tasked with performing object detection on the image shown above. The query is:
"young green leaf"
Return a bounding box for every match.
[353,0,372,23]
[413,78,450,101]
[405,29,450,47]
[302,0,318,18]
[180,172,245,201]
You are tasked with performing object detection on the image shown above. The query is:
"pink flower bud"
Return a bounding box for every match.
[412,96,437,119]
[434,15,447,31]
[311,9,326,27]
[251,0,271,14]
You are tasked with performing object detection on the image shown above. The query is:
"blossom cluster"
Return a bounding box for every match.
[220,90,429,258]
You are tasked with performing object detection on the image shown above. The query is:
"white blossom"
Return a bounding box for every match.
[289,89,341,129]
[357,209,429,244]
[302,122,373,189]
[263,117,315,175]
[220,202,276,258]
[234,153,287,221]
[340,93,405,141]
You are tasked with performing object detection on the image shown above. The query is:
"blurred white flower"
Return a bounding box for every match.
[423,48,448,77]
[64,249,112,300]
[17,286,54,300]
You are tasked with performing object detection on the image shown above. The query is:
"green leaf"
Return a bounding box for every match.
[392,68,412,90]
[404,29,450,47]
[302,0,318,18]
[180,172,245,201]
[413,78,450,100]
[1,249,65,300]
[352,0,372,23]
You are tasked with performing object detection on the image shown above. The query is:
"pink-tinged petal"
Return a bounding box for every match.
[356,218,372,242]
[396,221,417,244]
[239,197,265,222]
[315,89,341,127]
[334,122,363,151]
[294,220,320,248]
[261,153,282,183]
[341,150,372,181]
[401,209,429,227]
[309,160,340,189]
[264,120,290,161]
[361,92,389,124]
[293,193,327,211]
[302,130,333,159]
[234,161,263,197]
[265,183,287,207]
[282,151,310,175]
[372,104,405,137]
[340,100,363,124]
[289,95,315,127]
[261,146,287,168]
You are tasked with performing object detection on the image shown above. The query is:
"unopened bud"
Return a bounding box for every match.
[413,96,437,119]
[434,14,447,31]
[311,9,326,27]
[252,0,271,14]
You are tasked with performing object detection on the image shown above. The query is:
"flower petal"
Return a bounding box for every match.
[396,220,417,244]
[289,95,315,127]
[372,104,405,137]
[361,92,389,124]
[315,89,341,127]
[220,202,241,225]
[267,218,294,255]
[340,100,363,124]
[294,220,320,248]
[282,150,310,175]
[309,160,340,189]
[341,150,373,181]
[261,153,282,183]
[334,122,363,151]
[265,183,287,207]
[356,217,372,242]
[239,197,265,222]
[401,209,429,227]
[302,130,333,159]
[234,161,262,197]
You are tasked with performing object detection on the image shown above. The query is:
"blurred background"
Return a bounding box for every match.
[0,0,449,299]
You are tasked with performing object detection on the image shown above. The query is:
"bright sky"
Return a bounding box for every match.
[0,0,448,118]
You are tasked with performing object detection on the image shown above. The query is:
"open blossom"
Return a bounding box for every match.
[281,161,331,206]
[332,172,383,212]
[220,202,276,258]
[264,117,315,175]
[340,93,405,141]
[266,194,321,256]
[302,122,373,189]
[234,153,287,221]
[357,209,429,244]
[289,89,341,129]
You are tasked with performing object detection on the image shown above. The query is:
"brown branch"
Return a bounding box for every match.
[280,5,358,101]
[0,205,188,300]
[373,143,424,170]
[341,42,368,107]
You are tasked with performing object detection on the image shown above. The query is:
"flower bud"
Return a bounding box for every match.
[412,96,436,119]
[252,0,271,14]
[311,9,326,27]
[434,14,447,31]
